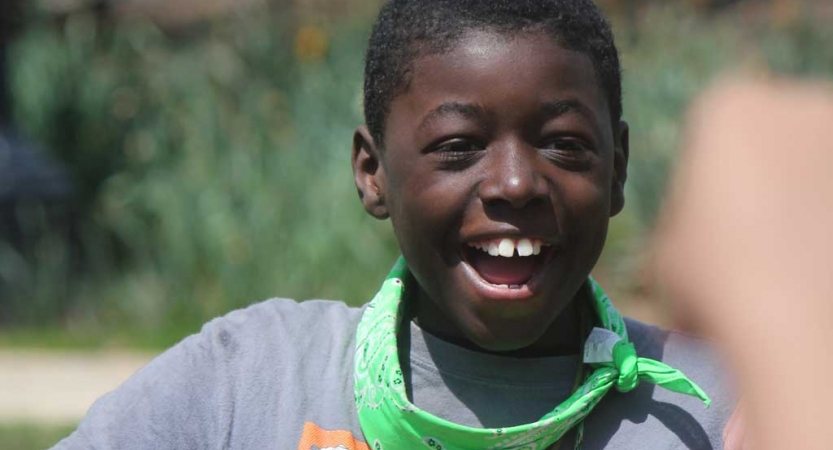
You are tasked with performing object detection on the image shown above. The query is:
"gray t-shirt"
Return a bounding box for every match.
[53,298,734,450]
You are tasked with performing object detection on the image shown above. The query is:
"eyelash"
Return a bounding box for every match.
[539,138,594,168]
[541,138,589,152]
[435,139,483,153]
[433,139,485,169]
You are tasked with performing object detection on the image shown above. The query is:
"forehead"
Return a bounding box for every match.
[385,30,611,140]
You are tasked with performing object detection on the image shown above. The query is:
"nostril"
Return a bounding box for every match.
[480,177,548,209]
[477,147,548,208]
[483,193,540,205]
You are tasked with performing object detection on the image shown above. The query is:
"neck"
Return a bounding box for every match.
[409,281,590,358]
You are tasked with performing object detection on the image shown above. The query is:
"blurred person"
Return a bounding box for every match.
[52,1,733,449]
[0,0,23,125]
[653,78,833,450]
[0,0,75,313]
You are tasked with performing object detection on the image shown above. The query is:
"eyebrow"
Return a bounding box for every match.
[418,102,488,131]
[417,99,599,131]
[541,99,597,124]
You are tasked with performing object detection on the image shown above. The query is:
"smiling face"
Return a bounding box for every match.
[353,30,629,354]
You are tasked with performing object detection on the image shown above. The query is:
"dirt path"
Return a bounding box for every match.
[0,349,154,424]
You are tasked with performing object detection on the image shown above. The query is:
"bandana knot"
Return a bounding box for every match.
[612,341,639,393]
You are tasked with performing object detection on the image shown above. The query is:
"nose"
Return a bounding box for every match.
[477,141,548,209]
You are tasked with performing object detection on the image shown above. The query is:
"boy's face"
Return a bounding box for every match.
[353,30,628,352]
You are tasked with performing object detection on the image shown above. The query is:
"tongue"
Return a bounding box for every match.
[468,252,537,286]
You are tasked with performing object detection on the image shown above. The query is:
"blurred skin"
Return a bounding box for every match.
[653,78,833,450]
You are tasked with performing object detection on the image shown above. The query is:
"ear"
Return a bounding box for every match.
[610,120,629,217]
[352,125,389,219]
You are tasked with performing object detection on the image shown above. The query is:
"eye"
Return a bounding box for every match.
[435,139,483,154]
[540,138,590,152]
[538,137,595,169]
[432,139,484,170]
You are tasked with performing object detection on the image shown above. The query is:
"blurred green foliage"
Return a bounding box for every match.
[6,10,398,343]
[2,4,832,347]
[0,422,76,450]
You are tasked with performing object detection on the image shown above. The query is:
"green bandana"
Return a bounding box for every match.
[354,258,711,450]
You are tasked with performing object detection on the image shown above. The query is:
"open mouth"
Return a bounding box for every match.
[462,238,554,290]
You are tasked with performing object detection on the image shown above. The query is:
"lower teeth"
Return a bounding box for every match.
[500,284,523,290]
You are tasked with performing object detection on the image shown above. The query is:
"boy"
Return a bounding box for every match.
[54,1,732,449]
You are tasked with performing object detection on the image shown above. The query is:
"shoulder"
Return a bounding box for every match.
[184,298,366,392]
[203,298,365,351]
[625,317,735,409]
[583,318,736,450]
[53,298,364,450]
[625,318,731,401]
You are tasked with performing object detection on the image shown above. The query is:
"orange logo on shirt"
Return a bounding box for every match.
[297,422,370,450]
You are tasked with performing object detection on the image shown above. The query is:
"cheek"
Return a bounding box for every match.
[396,167,466,224]
[387,175,466,303]
[386,167,464,259]
[555,173,612,238]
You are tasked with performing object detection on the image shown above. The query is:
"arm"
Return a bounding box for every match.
[653,78,833,450]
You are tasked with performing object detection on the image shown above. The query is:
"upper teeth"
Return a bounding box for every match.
[468,238,547,258]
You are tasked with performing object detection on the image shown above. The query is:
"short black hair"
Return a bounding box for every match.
[363,0,622,147]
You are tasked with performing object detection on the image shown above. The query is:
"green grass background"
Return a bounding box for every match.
[0,423,77,450]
